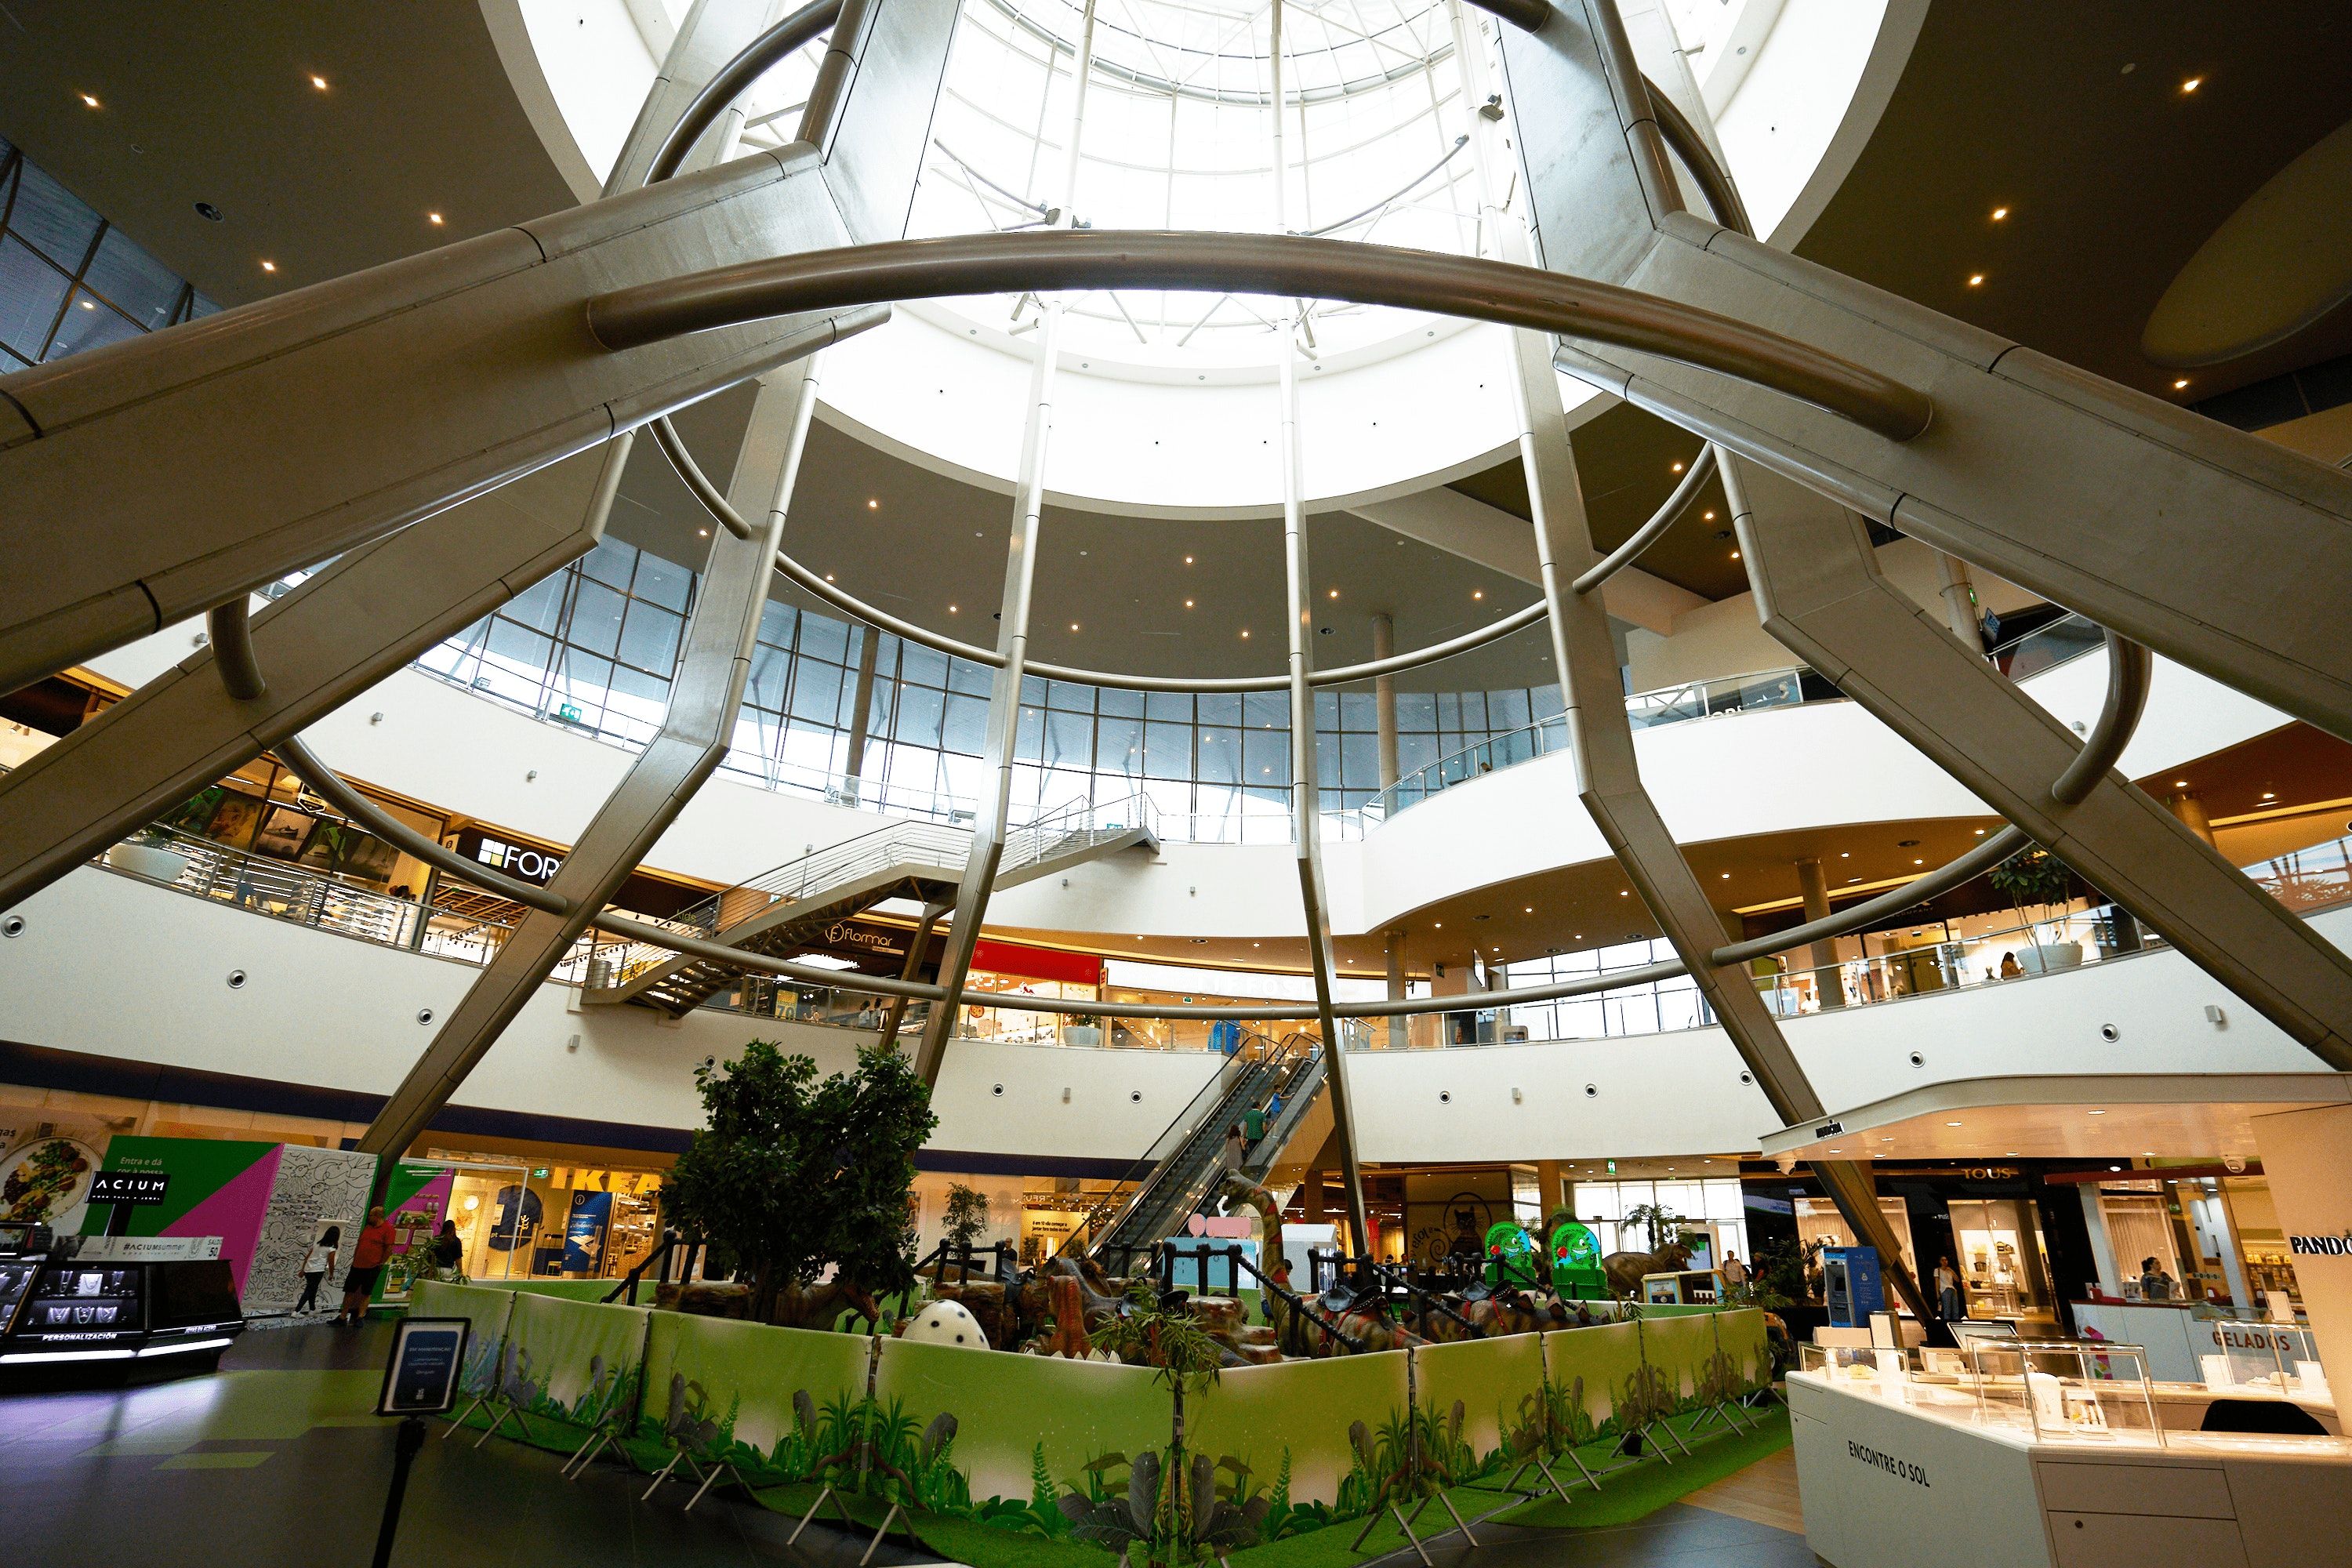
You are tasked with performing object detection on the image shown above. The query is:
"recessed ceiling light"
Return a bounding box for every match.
[1069,622,1079,631]
[1967,274,1985,287]
[2173,379,2190,390]
[1524,906,1532,913]
[1849,877,1860,883]
[428,212,444,225]
[80,93,100,108]
[1670,461,1683,473]
[1974,829,1985,835]
[1327,588,1339,598]
[948,604,958,612]
[1704,510,1715,521]
[1882,1137,1894,1142]
[1434,922,1442,927]
[261,260,277,271]
[1473,590,1483,600]
[1184,555,1194,564]
[867,499,878,509]
[1619,891,1628,897]
[311,74,329,89]
[2181,77,2201,93]
[1840,851,1849,857]
[2261,792,2275,800]
[825,574,834,582]
[1914,858,1924,866]
[1730,551,1739,559]
[2089,1109,2106,1115]
[79,299,93,310]
[1991,206,2008,220]
[697,528,708,536]
[1720,872,1730,879]
[1946,1121,1962,1127]
[2174,780,2188,788]
[1240,629,1249,638]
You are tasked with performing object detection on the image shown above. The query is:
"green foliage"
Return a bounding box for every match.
[1754,1236,1820,1305]
[1988,845,2075,920]
[664,1040,938,1322]
[944,1182,991,1250]
[1089,1279,1224,1390]
[1619,1203,1682,1252]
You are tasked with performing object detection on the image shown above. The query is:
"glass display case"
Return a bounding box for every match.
[1798,1338,2168,1445]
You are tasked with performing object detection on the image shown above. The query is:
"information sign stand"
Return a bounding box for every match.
[372,1317,469,1568]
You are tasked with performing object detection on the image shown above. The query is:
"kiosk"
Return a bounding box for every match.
[0,1225,245,1372]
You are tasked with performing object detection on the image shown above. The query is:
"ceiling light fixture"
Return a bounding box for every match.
[2089,1109,2106,1115]
[1473,590,1484,600]
[867,499,878,509]
[1991,206,2008,220]
[2181,76,2201,92]
[1946,1121,1962,1127]
[948,604,958,612]
[1670,461,1683,473]
[2173,379,2190,390]
[1240,630,1250,638]
[1730,551,1740,559]
[1184,555,1194,564]
[428,212,444,225]
[79,299,93,310]
[311,74,329,89]
[2262,792,2275,800]
[1069,623,1080,632]
[1704,510,1715,521]
[1967,274,1984,287]
[260,260,277,272]
[80,93,100,107]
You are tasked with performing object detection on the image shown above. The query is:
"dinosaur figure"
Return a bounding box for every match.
[1602,1240,1693,1298]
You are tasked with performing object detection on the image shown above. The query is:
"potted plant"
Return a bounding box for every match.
[105,825,190,885]
[1987,846,2082,971]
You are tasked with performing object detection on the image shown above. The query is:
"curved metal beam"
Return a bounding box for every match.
[1642,78,1753,238]
[1572,443,1715,594]
[591,911,1686,1019]
[273,733,572,915]
[650,415,754,540]
[2051,630,2152,806]
[644,0,843,185]
[586,230,1934,441]
[653,397,1552,692]
[1714,825,2028,968]
[205,599,267,702]
[1461,0,1553,33]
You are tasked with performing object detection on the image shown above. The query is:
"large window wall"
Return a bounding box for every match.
[0,136,219,369]
[412,538,1567,837]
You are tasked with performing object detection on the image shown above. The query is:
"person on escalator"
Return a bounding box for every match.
[1223,1123,1247,1176]
[1243,1103,1266,1146]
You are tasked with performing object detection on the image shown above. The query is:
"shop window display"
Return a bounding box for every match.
[1946,1197,2057,1325]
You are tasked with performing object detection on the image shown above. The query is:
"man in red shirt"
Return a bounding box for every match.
[339,1205,397,1325]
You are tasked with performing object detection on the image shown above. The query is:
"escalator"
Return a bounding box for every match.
[1087,1033,1326,1267]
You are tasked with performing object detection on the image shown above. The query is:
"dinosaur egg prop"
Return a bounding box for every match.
[904,1300,987,1348]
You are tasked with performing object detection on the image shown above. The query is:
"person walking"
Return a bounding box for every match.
[430,1219,464,1282]
[1721,1250,1748,1287]
[339,1204,397,1324]
[1935,1254,1965,1322]
[295,1224,340,1315]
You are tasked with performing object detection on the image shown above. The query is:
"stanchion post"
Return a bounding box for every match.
[370,1414,426,1568]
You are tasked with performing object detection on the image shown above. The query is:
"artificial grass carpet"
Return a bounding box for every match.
[1489,1406,1792,1530]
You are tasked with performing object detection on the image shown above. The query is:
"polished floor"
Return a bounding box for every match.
[5,1320,1818,1567]
[1,1319,943,1566]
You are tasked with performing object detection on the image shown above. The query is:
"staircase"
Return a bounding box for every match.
[1089,1032,1330,1265]
[583,793,1157,1016]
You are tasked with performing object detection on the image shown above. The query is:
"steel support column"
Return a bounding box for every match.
[358,356,826,1163]
[912,0,1098,1085]
[1455,0,1933,1324]
[1719,455,2352,1069]
[1271,0,1374,1261]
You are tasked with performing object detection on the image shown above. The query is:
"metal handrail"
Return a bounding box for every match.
[589,230,1935,441]
[1573,445,1717,594]
[206,599,267,702]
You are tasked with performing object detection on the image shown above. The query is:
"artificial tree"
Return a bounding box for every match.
[1987,844,2080,956]
[664,1040,937,1329]
[942,1181,990,1252]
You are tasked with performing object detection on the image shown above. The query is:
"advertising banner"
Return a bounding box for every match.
[563,1190,612,1274]
[1542,1319,1645,1438]
[497,1290,649,1432]
[0,1106,111,1234]
[246,1145,376,1312]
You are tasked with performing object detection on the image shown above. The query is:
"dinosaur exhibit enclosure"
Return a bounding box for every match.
[410,1277,1771,1562]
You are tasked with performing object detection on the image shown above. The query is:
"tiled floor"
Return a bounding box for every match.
[2,1320,942,1566]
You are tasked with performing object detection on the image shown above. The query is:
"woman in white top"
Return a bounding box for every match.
[296,1225,340,1314]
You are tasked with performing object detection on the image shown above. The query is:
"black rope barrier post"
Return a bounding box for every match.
[372,1316,470,1568]
[371,1415,426,1568]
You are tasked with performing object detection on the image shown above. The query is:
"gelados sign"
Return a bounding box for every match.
[2288,1229,2352,1256]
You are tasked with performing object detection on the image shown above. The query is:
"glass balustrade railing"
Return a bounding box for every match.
[82,813,2352,1054]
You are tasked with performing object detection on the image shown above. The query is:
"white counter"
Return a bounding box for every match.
[1789,1369,2351,1567]
[2071,1301,2324,1388]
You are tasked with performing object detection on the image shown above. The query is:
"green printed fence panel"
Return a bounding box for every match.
[1185,1348,1412,1511]
[1639,1312,1715,1410]
[641,1313,873,1477]
[498,1293,650,1432]
[504,1279,624,1302]
[408,1281,514,1398]
[1411,1334,1547,1479]
[1715,1308,1771,1394]
[876,1336,1169,1508]
[1541,1319,1645,1439]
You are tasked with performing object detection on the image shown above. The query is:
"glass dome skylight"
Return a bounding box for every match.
[902,0,1478,365]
